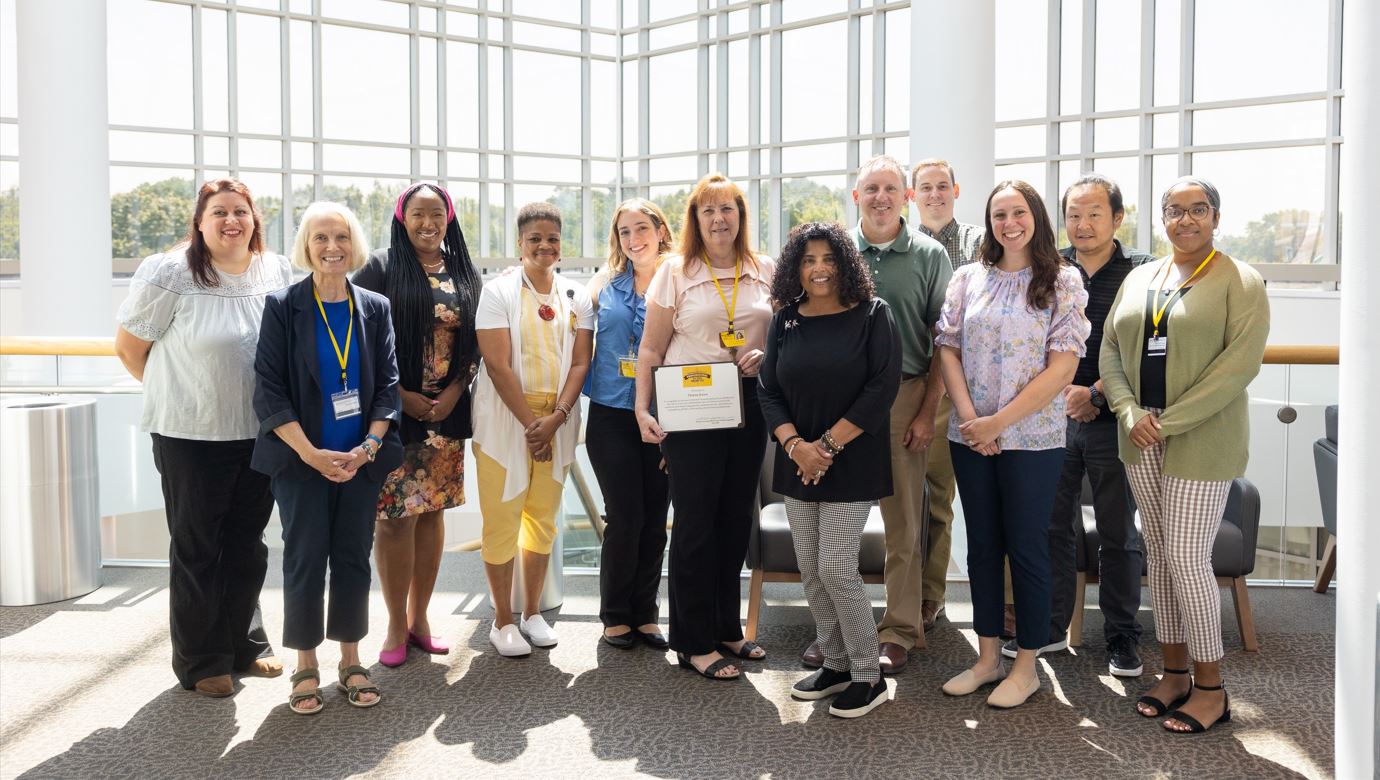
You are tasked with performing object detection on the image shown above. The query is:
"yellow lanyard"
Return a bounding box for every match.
[1150,249,1215,337]
[313,284,354,388]
[706,256,742,330]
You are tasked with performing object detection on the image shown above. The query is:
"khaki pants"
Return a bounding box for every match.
[876,376,930,650]
[922,396,958,602]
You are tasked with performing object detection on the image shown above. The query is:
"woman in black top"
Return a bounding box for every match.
[758,221,901,719]
[352,183,482,668]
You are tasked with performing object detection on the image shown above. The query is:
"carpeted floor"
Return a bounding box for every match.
[0,551,1334,779]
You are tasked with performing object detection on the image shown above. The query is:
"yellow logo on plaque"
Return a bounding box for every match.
[681,365,713,387]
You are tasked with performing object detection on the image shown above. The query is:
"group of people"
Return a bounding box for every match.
[114,152,1268,729]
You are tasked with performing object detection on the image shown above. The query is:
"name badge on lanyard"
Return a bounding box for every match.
[331,388,362,420]
[315,284,362,420]
[1146,335,1167,357]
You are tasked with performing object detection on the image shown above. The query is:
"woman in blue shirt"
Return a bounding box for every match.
[252,202,402,714]
[584,199,674,649]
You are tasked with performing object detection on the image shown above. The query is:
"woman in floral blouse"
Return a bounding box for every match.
[352,183,482,667]
[934,179,1090,709]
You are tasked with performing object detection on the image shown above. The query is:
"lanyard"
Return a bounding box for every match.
[1150,249,1215,337]
[313,284,354,389]
[706,256,741,330]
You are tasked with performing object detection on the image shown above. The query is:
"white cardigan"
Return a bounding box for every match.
[472,269,595,502]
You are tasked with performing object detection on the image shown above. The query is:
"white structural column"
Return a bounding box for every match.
[15,0,112,337]
[908,0,994,227]
[1336,2,1379,776]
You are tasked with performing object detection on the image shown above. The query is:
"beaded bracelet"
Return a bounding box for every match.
[821,429,843,456]
[785,437,803,458]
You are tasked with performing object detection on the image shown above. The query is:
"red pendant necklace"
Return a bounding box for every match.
[522,269,557,321]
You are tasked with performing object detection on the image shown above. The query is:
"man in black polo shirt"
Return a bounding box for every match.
[1001,173,1154,676]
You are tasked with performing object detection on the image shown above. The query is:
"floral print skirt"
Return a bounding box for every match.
[375,430,466,520]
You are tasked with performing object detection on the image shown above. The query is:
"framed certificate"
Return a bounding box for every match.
[652,362,745,432]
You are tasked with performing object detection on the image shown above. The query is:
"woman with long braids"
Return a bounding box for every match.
[352,183,482,667]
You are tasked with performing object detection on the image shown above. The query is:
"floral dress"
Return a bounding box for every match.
[376,272,472,519]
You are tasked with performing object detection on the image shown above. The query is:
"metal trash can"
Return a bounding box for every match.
[0,397,102,606]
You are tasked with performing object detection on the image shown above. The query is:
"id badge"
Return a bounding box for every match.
[719,329,746,349]
[569,312,578,333]
[618,354,637,378]
[1146,336,1168,357]
[331,389,362,420]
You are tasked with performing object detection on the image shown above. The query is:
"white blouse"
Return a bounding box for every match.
[117,249,294,441]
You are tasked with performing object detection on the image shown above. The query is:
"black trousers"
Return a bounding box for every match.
[587,402,671,629]
[272,472,383,650]
[660,379,766,655]
[1048,418,1143,645]
[150,434,275,689]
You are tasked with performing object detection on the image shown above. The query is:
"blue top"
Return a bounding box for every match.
[315,297,364,451]
[583,269,644,410]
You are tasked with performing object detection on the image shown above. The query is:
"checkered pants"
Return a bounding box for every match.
[784,498,880,683]
[1123,420,1231,663]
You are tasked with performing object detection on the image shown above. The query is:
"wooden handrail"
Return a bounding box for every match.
[1262,345,1339,365]
[0,336,116,357]
[0,337,1340,366]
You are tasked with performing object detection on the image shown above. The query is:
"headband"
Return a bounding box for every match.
[394,183,456,225]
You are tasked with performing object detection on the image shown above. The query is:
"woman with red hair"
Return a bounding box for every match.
[115,178,294,697]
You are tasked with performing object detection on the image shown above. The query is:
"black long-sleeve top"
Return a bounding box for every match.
[758,298,902,502]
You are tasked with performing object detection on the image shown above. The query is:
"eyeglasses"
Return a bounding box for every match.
[1162,204,1213,222]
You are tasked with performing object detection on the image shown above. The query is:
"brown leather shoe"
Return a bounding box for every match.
[194,674,234,698]
[1003,604,1018,640]
[245,656,284,678]
[800,641,824,669]
[922,600,945,631]
[878,642,909,674]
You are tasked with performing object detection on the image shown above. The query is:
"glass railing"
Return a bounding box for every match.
[0,338,1340,585]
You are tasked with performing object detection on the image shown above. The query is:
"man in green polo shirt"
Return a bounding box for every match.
[798,154,950,673]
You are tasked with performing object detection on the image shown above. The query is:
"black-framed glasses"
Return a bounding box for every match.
[1163,204,1213,222]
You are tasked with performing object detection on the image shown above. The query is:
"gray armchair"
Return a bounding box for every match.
[744,447,926,645]
[1312,405,1338,592]
[1068,477,1261,653]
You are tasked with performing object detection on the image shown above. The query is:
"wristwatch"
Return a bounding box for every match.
[1088,385,1106,409]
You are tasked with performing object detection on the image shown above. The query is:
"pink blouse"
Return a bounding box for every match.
[934,262,1090,450]
[647,253,775,375]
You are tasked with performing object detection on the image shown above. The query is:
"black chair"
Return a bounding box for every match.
[1312,405,1338,592]
[1069,477,1261,653]
[744,446,928,644]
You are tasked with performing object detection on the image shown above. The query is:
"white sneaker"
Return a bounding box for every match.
[520,614,559,648]
[489,623,532,657]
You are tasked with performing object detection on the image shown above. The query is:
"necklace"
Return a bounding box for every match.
[420,257,444,273]
[522,270,558,321]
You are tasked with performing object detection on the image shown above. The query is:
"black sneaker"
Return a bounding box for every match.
[791,668,852,700]
[828,680,890,718]
[1107,636,1143,677]
[1000,634,1069,659]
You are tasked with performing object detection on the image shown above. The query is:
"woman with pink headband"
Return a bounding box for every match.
[352,183,482,667]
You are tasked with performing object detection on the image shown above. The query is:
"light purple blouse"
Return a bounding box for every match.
[935,263,1090,450]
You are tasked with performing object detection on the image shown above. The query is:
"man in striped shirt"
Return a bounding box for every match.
[910,159,983,634]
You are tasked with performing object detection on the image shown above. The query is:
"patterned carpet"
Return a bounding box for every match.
[0,552,1334,779]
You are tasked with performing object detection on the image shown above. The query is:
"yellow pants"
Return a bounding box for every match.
[475,392,565,566]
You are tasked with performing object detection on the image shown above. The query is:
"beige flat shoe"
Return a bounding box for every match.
[942,664,1005,696]
[987,674,1040,708]
[194,674,234,698]
[245,656,284,678]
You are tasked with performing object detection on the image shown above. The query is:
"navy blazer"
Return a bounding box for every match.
[251,275,404,482]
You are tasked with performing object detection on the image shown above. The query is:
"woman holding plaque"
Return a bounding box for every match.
[635,173,775,681]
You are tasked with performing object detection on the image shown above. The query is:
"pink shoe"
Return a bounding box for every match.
[408,631,450,655]
[379,643,408,668]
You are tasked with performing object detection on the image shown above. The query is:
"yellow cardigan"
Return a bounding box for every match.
[1099,254,1270,481]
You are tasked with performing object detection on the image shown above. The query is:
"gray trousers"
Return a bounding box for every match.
[1048,418,1143,646]
[785,498,879,683]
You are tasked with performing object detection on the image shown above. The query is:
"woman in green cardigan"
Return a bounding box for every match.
[1100,176,1269,735]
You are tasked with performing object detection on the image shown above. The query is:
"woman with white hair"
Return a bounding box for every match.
[251,202,403,714]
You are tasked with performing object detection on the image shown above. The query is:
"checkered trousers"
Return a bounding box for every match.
[784,498,880,683]
[1123,413,1232,663]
